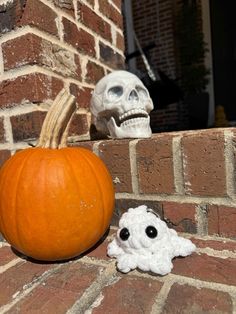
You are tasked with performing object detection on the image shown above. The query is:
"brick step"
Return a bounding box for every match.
[0,230,236,313]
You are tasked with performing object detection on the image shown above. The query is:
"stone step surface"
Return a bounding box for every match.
[0,228,236,314]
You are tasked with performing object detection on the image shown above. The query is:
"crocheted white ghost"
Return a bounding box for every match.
[107,205,196,275]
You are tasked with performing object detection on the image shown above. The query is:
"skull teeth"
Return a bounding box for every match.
[119,109,148,123]
[120,117,148,127]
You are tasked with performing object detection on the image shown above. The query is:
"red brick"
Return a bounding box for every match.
[2,33,42,70]
[69,84,92,109]
[0,150,11,167]
[208,205,236,239]
[68,113,89,137]
[10,111,46,142]
[19,0,58,36]
[86,0,95,7]
[93,275,163,313]
[0,73,63,109]
[173,253,236,286]
[0,247,18,266]
[111,0,122,11]
[98,140,133,193]
[69,141,94,150]
[162,202,197,233]
[99,42,124,69]
[2,34,81,79]
[51,0,75,16]
[63,18,96,57]
[137,135,175,194]
[0,261,56,305]
[162,283,233,314]
[74,54,82,79]
[116,32,125,51]
[86,61,105,84]
[190,237,236,253]
[78,3,112,42]
[0,117,5,143]
[8,262,103,314]
[182,131,226,196]
[0,0,21,34]
[98,0,123,29]
[86,235,110,260]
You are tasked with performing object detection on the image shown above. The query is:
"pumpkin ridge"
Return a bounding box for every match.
[60,149,82,200]
[14,148,43,254]
[0,150,27,241]
[78,150,107,233]
[61,148,107,237]
[2,149,36,251]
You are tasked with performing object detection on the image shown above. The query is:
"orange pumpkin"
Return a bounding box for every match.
[0,89,114,261]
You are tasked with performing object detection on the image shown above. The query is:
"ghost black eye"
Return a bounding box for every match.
[119,227,130,241]
[145,226,158,238]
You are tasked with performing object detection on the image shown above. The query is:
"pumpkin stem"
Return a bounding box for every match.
[37,89,76,148]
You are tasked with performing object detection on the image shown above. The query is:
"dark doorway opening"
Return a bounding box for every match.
[210,0,236,123]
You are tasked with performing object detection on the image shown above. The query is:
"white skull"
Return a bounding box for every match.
[90,70,153,139]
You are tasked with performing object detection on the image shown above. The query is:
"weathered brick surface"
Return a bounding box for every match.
[63,17,96,57]
[0,247,18,266]
[19,0,58,36]
[173,253,236,286]
[8,263,103,314]
[77,3,112,42]
[116,32,125,51]
[98,0,123,29]
[86,232,111,260]
[92,275,163,313]
[98,139,133,193]
[2,33,42,70]
[86,0,95,7]
[2,34,81,79]
[0,150,11,167]
[0,0,24,34]
[0,261,55,305]
[69,84,92,109]
[111,0,122,10]
[137,135,175,194]
[99,42,124,69]
[10,111,46,142]
[0,118,5,143]
[182,131,227,196]
[1,233,236,313]
[69,113,89,137]
[191,237,236,252]
[86,61,105,85]
[0,73,63,108]
[51,0,75,16]
[69,141,94,151]
[207,205,236,239]
[162,283,233,314]
[162,202,197,233]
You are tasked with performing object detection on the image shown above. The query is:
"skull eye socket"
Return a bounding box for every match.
[136,86,148,100]
[107,86,123,101]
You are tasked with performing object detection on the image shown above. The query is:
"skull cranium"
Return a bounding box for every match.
[90,71,153,139]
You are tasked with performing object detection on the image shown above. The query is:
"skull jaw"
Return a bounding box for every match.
[107,117,152,139]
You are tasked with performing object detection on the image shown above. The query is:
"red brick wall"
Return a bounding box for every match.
[0,0,124,164]
[130,0,205,131]
[132,0,176,78]
[76,128,236,240]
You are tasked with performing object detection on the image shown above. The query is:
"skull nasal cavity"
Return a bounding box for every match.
[128,90,139,102]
